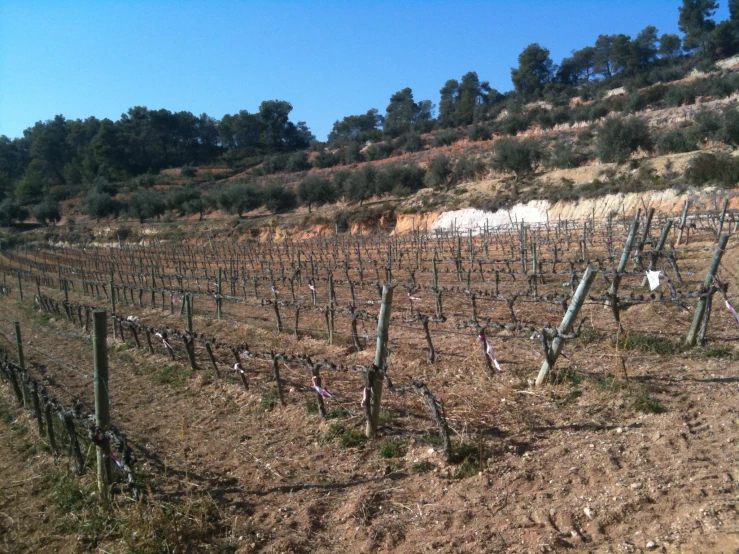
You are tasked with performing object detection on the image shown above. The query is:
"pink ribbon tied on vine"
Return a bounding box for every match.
[110,452,123,469]
[407,293,421,301]
[479,334,502,372]
[170,293,176,304]
[726,299,739,325]
[308,284,316,292]
[271,286,279,295]
[311,376,333,398]
[233,363,245,374]
[361,387,370,407]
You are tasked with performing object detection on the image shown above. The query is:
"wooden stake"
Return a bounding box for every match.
[93,310,111,509]
[686,234,729,346]
[365,283,395,439]
[535,266,597,386]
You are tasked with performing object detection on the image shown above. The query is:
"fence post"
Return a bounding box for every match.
[535,266,597,386]
[605,210,640,307]
[365,283,395,439]
[642,219,673,287]
[686,234,730,346]
[216,268,223,320]
[109,268,116,339]
[31,381,43,436]
[43,394,58,454]
[14,321,29,406]
[17,272,22,301]
[271,352,285,407]
[634,207,655,268]
[93,310,111,509]
[676,200,689,246]
[717,198,729,241]
[186,294,193,334]
[150,267,156,307]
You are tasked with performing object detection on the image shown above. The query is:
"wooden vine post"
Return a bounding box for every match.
[605,210,640,307]
[109,268,116,339]
[641,219,673,287]
[535,266,597,386]
[686,234,730,347]
[216,268,223,320]
[93,310,112,509]
[150,267,156,307]
[14,321,28,406]
[676,200,689,246]
[365,283,395,439]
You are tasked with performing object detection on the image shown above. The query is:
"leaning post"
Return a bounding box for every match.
[686,234,730,347]
[605,210,640,306]
[535,266,597,386]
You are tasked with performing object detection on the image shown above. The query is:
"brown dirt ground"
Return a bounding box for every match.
[1,231,739,553]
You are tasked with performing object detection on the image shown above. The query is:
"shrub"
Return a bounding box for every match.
[468,125,492,141]
[664,86,696,107]
[0,199,28,225]
[80,190,121,221]
[297,175,337,212]
[342,142,364,164]
[48,185,76,202]
[261,154,290,174]
[180,165,197,178]
[165,186,202,216]
[548,141,583,169]
[549,106,571,126]
[92,176,118,196]
[495,112,529,135]
[286,151,311,172]
[721,107,739,145]
[685,152,739,186]
[455,155,486,182]
[214,181,264,217]
[32,200,61,226]
[491,138,544,179]
[643,84,668,105]
[625,93,648,114]
[432,130,461,147]
[129,173,157,190]
[589,103,609,121]
[692,107,723,142]
[331,169,352,192]
[312,150,341,169]
[595,116,653,164]
[264,182,297,213]
[576,129,594,145]
[344,166,376,205]
[374,164,426,196]
[127,189,166,223]
[365,141,395,161]
[424,154,454,190]
[397,131,424,152]
[655,129,697,155]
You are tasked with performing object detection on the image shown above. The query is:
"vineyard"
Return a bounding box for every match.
[1,203,739,552]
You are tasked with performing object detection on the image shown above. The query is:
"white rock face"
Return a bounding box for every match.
[427,186,730,234]
[431,203,550,234]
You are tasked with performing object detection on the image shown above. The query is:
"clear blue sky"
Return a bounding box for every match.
[0,1,730,141]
